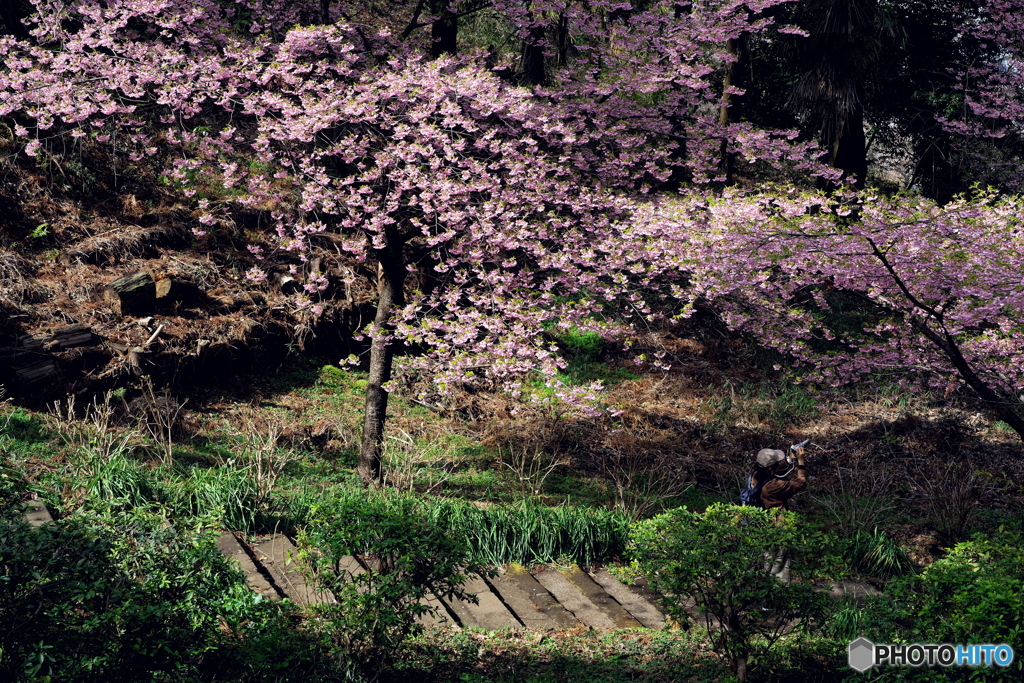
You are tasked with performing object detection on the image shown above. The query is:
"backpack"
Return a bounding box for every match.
[739,471,766,508]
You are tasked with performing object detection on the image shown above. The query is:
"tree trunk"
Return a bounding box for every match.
[718,34,747,185]
[520,5,547,87]
[831,105,867,188]
[735,654,748,682]
[358,236,407,486]
[430,0,458,58]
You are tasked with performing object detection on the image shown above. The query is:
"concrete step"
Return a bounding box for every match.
[439,574,521,630]
[24,499,53,527]
[216,532,280,601]
[488,566,565,631]
[534,566,621,630]
[589,569,665,629]
[253,534,335,607]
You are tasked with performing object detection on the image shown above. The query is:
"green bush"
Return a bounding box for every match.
[631,504,838,682]
[831,532,1024,681]
[908,533,1024,678]
[0,505,284,682]
[300,490,492,682]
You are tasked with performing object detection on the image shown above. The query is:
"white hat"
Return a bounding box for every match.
[756,448,787,468]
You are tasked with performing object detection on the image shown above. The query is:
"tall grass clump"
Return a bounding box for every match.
[847,527,914,578]
[79,452,160,508]
[164,467,262,532]
[425,497,630,567]
[304,489,628,567]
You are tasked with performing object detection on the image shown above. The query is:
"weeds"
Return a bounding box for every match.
[810,463,897,534]
[602,449,692,521]
[47,393,141,463]
[222,411,299,501]
[915,460,996,541]
[166,467,261,532]
[425,497,629,567]
[847,527,914,577]
[702,380,819,430]
[500,445,565,498]
[381,429,452,494]
[134,375,187,468]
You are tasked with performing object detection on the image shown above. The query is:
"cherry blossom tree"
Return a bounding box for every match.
[663,188,1024,439]
[938,0,1024,193]
[0,0,845,482]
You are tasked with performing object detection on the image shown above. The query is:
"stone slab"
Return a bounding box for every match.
[216,532,278,601]
[489,569,561,631]
[24,499,53,527]
[534,566,617,630]
[501,564,580,629]
[254,534,335,607]
[560,566,641,629]
[590,569,665,629]
[441,574,520,631]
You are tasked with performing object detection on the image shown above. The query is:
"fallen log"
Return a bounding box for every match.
[52,323,93,348]
[154,277,203,306]
[13,356,57,383]
[104,271,156,315]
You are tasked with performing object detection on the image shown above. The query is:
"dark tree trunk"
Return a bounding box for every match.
[831,105,867,188]
[430,0,458,58]
[358,231,407,486]
[718,34,748,184]
[520,6,547,87]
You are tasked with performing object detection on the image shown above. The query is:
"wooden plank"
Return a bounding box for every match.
[589,569,665,629]
[216,532,279,601]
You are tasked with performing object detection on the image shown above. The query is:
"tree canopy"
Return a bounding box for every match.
[2,0,1024,480]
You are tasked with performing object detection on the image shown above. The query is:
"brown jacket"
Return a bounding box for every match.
[756,470,807,510]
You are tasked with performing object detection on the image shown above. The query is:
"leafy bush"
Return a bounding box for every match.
[631,504,838,682]
[830,532,1024,681]
[0,505,284,682]
[911,533,1024,670]
[300,490,492,682]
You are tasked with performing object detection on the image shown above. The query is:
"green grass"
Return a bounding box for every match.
[428,496,630,567]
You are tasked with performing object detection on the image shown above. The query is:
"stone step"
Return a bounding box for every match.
[216,532,280,601]
[589,569,665,629]
[558,565,643,629]
[489,566,566,631]
[253,534,335,607]
[24,499,53,527]
[439,574,521,630]
[534,566,621,630]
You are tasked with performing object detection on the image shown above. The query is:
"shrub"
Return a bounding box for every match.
[913,533,1024,665]
[0,505,279,682]
[631,503,838,683]
[300,490,492,682]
